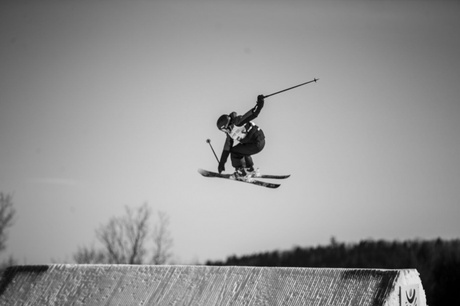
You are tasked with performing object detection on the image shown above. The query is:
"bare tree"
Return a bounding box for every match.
[73,203,173,265]
[96,203,151,264]
[151,211,173,265]
[73,245,108,264]
[0,193,16,253]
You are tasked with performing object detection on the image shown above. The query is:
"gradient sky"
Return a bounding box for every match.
[1,0,460,264]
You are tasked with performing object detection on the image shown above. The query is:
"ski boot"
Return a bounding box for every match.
[230,167,248,181]
[245,166,260,179]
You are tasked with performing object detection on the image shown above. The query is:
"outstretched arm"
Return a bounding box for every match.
[236,95,264,126]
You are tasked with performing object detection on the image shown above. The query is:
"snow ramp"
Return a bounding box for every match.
[0,265,426,306]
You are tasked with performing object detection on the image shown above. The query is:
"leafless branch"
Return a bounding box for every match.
[0,193,16,253]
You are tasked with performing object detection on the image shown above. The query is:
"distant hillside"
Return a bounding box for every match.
[206,238,460,306]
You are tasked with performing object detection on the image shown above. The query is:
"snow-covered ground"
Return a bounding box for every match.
[0,265,426,306]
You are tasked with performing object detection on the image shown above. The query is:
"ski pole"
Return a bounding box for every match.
[263,78,319,99]
[206,139,220,163]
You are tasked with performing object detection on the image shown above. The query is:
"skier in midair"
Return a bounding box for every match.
[216,95,265,179]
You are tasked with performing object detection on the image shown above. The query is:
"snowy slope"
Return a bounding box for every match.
[0,265,426,306]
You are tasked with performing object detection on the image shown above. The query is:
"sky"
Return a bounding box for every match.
[1,0,460,265]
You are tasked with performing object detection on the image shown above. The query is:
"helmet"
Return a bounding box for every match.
[216,114,230,130]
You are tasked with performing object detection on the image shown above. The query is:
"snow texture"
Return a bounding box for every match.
[0,265,426,306]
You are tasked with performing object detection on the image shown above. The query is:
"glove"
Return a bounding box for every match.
[218,150,230,173]
[218,162,225,174]
[257,95,264,107]
[257,95,264,112]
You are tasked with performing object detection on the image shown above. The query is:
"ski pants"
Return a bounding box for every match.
[230,138,265,169]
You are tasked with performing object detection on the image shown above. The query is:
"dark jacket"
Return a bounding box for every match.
[220,99,265,164]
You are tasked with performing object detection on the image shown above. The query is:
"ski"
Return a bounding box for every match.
[254,174,290,179]
[198,169,281,189]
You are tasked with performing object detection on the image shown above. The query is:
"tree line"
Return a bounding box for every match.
[206,237,460,306]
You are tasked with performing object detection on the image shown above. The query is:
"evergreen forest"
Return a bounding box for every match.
[206,238,460,306]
